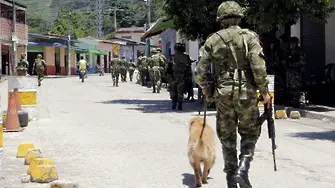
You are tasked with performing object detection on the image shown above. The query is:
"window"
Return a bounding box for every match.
[122,36,132,39]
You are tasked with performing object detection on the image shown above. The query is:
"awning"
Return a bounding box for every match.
[141,18,173,39]
[88,49,109,56]
[28,41,67,47]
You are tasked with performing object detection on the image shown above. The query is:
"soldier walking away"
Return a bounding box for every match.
[137,52,148,86]
[16,53,29,76]
[33,54,46,87]
[284,37,305,108]
[195,1,271,188]
[171,43,192,110]
[120,57,127,82]
[110,53,121,87]
[166,56,174,92]
[128,59,136,82]
[148,48,166,93]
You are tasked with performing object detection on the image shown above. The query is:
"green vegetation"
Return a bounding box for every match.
[18,0,165,38]
[164,0,335,40]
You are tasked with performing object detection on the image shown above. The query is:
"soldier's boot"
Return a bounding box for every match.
[177,101,183,110]
[234,157,252,188]
[226,172,238,188]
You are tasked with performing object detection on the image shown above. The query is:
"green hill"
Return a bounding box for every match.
[17,0,165,36]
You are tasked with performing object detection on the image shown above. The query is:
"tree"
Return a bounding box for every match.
[27,17,52,33]
[164,0,335,41]
[49,9,96,38]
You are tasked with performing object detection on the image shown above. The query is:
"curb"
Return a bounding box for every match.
[275,105,335,123]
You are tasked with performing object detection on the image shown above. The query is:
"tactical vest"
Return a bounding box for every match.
[214,28,257,100]
[150,55,163,67]
[173,53,189,73]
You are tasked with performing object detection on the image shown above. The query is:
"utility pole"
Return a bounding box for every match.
[97,0,103,38]
[145,0,151,57]
[67,12,71,76]
[109,8,124,32]
[12,0,17,75]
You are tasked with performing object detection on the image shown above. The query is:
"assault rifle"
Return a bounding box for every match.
[258,95,278,171]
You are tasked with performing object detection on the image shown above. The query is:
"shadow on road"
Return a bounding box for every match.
[98,99,217,114]
[182,173,196,188]
[181,173,214,188]
[290,130,335,142]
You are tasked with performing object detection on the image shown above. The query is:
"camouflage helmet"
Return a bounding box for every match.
[113,52,119,57]
[216,1,244,22]
[21,53,26,58]
[155,48,162,52]
[150,48,157,53]
[37,54,42,58]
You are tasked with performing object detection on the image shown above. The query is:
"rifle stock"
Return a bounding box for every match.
[258,95,278,171]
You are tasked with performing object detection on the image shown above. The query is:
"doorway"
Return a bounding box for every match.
[27,52,41,75]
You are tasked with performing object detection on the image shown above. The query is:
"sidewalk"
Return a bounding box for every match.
[276,104,335,123]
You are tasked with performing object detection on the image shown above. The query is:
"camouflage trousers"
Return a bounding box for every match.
[149,67,162,93]
[120,67,127,82]
[216,94,261,174]
[111,68,120,86]
[170,73,185,102]
[36,70,44,86]
[139,69,148,86]
[128,68,135,82]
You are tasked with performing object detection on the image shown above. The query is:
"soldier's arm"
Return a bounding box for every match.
[195,40,213,92]
[247,34,269,96]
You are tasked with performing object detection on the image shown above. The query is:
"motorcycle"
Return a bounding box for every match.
[79,70,86,83]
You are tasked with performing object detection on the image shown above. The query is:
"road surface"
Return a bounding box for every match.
[0,75,334,188]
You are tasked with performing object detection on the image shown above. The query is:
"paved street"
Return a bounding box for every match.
[0,75,335,188]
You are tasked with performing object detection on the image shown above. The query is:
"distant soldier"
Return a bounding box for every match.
[16,53,29,76]
[120,57,127,82]
[170,43,192,110]
[128,59,136,82]
[110,53,121,87]
[284,37,305,108]
[33,54,46,86]
[137,52,148,86]
[148,48,166,93]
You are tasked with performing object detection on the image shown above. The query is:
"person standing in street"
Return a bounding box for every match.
[110,53,121,87]
[33,54,46,86]
[16,53,29,76]
[195,1,271,188]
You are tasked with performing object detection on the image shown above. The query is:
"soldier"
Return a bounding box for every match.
[195,1,271,188]
[110,53,121,87]
[16,53,29,76]
[120,56,127,82]
[33,54,46,87]
[148,48,166,93]
[128,59,136,82]
[284,37,305,108]
[137,52,148,86]
[170,43,192,110]
[165,56,174,92]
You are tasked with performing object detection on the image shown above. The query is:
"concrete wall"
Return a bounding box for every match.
[325,0,335,65]
[161,29,176,57]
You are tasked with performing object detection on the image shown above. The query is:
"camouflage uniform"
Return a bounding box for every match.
[284,37,305,108]
[16,53,29,76]
[165,57,174,92]
[120,57,127,82]
[171,43,192,110]
[110,53,121,87]
[128,60,136,82]
[148,48,166,93]
[137,54,148,86]
[33,54,46,86]
[195,1,269,188]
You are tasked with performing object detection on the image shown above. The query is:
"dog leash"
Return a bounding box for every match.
[199,99,208,139]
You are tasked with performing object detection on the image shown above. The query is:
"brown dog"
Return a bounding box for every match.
[188,117,216,187]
